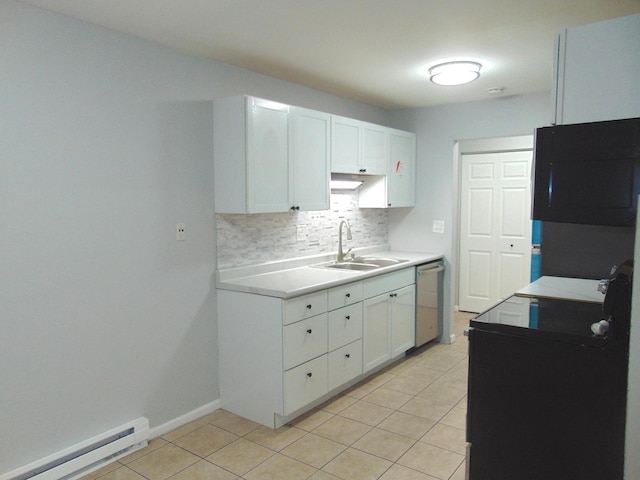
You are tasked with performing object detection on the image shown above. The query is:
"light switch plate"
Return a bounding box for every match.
[296,224,307,241]
[432,220,445,234]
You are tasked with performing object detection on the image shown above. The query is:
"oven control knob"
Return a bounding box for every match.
[591,320,610,336]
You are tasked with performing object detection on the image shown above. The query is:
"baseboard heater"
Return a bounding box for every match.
[1,418,149,480]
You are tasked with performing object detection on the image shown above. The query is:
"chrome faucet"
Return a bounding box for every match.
[337,219,353,262]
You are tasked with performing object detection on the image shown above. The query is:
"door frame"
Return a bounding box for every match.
[452,134,534,312]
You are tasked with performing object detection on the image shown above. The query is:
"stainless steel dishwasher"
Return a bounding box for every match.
[415,261,445,347]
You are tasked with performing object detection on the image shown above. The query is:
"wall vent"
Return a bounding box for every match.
[1,418,149,480]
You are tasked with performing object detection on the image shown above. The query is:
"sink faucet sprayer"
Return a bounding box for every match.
[337,219,353,262]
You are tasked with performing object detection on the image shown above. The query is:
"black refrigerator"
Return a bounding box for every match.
[466,265,631,480]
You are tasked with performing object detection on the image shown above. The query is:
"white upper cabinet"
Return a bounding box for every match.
[331,117,387,175]
[331,116,361,173]
[554,14,640,125]
[290,107,331,211]
[360,122,388,175]
[387,128,416,208]
[214,96,329,213]
[358,128,416,209]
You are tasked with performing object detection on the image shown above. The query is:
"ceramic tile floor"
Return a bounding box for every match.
[84,312,474,480]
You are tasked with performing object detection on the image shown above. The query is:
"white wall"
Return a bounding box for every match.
[0,0,387,474]
[388,93,551,341]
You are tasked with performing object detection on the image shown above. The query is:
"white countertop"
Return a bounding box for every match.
[216,250,443,299]
[515,276,605,304]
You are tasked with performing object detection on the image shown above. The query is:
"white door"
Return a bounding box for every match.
[458,150,532,313]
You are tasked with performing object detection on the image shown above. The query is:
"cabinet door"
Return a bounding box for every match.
[328,303,363,351]
[246,98,291,212]
[361,122,388,175]
[363,294,391,372]
[331,116,361,174]
[290,107,330,211]
[555,15,640,124]
[283,314,328,370]
[328,340,363,391]
[388,130,416,208]
[284,355,328,415]
[391,285,416,357]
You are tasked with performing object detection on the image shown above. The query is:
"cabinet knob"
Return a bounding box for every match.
[307,329,312,334]
[390,293,398,298]
[307,372,313,378]
[306,304,312,309]
[345,315,351,320]
[387,203,392,207]
[345,353,351,359]
[345,293,351,298]
[290,205,300,211]
[359,168,366,173]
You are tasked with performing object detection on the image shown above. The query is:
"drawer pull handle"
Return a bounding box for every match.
[307,372,313,378]
[306,304,312,309]
[345,315,351,320]
[390,293,398,298]
[307,329,312,334]
[345,293,351,298]
[345,353,351,358]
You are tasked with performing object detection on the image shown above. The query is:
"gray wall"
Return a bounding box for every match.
[0,0,386,473]
[387,93,552,340]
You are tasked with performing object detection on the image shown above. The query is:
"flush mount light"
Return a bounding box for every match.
[429,61,482,86]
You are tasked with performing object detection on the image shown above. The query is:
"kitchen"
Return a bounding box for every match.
[2,1,640,480]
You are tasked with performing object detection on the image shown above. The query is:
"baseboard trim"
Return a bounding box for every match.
[149,400,221,439]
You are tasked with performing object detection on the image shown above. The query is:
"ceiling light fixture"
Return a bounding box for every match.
[429,61,482,86]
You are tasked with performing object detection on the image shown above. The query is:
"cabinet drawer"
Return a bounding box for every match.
[283,314,328,370]
[284,291,328,325]
[284,355,328,415]
[328,304,363,351]
[328,282,363,310]
[363,267,415,299]
[328,340,363,391]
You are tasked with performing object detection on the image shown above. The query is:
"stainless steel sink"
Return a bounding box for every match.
[318,262,380,271]
[351,257,408,267]
[314,257,408,271]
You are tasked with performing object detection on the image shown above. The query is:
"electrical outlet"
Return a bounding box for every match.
[296,224,307,241]
[432,220,445,234]
[176,223,186,241]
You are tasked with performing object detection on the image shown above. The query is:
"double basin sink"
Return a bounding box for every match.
[314,256,408,271]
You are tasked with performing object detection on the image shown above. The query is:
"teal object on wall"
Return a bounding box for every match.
[531,220,542,281]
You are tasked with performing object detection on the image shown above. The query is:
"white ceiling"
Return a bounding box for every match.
[20,0,640,109]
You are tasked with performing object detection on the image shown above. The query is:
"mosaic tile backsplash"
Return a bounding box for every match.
[216,191,389,268]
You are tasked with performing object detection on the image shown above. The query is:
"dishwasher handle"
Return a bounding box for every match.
[417,263,444,275]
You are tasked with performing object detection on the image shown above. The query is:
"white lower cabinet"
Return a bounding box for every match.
[283,314,328,370]
[328,340,363,391]
[218,267,415,428]
[363,269,416,373]
[284,355,328,414]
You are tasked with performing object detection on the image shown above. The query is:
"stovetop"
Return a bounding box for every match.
[469,295,623,349]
